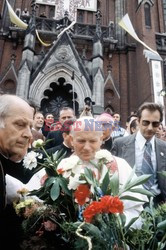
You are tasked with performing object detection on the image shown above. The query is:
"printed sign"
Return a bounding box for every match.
[151,60,165,124]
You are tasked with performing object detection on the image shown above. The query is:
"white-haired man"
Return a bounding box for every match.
[0,94,35,249]
[57,116,148,227]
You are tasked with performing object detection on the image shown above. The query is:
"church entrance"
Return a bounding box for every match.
[40,77,78,120]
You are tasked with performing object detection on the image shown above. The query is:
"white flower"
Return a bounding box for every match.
[95,149,114,162]
[32,139,44,148]
[63,170,72,179]
[72,164,84,175]
[23,151,38,170]
[68,174,86,190]
[57,155,80,172]
[37,153,43,159]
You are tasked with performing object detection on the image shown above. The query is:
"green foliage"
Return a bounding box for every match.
[125,200,166,250]
[19,147,166,249]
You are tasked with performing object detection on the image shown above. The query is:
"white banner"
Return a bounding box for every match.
[151,60,165,124]
[55,0,97,21]
[77,0,97,11]
[36,0,55,5]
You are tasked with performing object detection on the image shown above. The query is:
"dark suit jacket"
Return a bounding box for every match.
[45,130,63,149]
[0,153,34,248]
[47,143,73,158]
[0,153,34,212]
[111,133,166,202]
[101,137,113,151]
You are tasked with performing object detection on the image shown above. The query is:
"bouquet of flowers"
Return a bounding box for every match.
[14,140,166,250]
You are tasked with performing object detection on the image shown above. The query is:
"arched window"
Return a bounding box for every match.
[144,3,151,27]
[104,88,115,109]
[2,80,16,94]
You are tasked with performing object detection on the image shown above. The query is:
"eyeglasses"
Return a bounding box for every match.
[142,120,160,127]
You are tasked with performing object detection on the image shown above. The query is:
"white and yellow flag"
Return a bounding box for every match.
[118,13,159,56]
[6,0,76,46]
[6,0,28,29]
[6,0,51,47]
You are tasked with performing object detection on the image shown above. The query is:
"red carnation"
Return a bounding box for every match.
[83,201,103,223]
[100,195,124,214]
[74,184,91,206]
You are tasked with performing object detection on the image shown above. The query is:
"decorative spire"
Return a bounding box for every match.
[31,0,38,17]
[94,10,102,41]
[109,21,114,39]
[63,11,69,27]
[27,0,38,33]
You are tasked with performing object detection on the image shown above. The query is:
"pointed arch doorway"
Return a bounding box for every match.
[40,77,79,120]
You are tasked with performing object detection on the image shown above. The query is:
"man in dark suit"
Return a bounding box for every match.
[96,112,114,151]
[46,119,75,158]
[111,102,166,204]
[0,94,35,249]
[45,107,75,149]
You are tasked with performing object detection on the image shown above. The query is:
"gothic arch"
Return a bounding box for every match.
[0,79,16,94]
[40,77,79,118]
[29,64,91,113]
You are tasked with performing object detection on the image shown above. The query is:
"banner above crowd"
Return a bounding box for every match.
[36,0,97,21]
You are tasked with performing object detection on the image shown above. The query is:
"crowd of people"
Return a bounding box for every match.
[0,94,166,249]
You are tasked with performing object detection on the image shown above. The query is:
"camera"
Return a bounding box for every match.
[84,97,95,106]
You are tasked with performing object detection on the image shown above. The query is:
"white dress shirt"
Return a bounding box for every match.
[135,130,160,195]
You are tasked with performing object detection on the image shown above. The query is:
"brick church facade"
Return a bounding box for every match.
[0,0,166,124]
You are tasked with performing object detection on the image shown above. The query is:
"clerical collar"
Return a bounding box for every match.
[63,142,70,149]
[102,136,111,143]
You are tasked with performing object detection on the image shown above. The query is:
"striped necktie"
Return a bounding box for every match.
[141,141,155,190]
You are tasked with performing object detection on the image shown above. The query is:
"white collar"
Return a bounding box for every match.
[136,130,155,150]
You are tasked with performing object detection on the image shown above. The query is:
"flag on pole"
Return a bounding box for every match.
[6,0,28,29]
[118,13,159,56]
[6,0,51,47]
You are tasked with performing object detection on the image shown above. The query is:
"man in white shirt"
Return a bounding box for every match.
[111,102,166,204]
[112,113,128,139]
